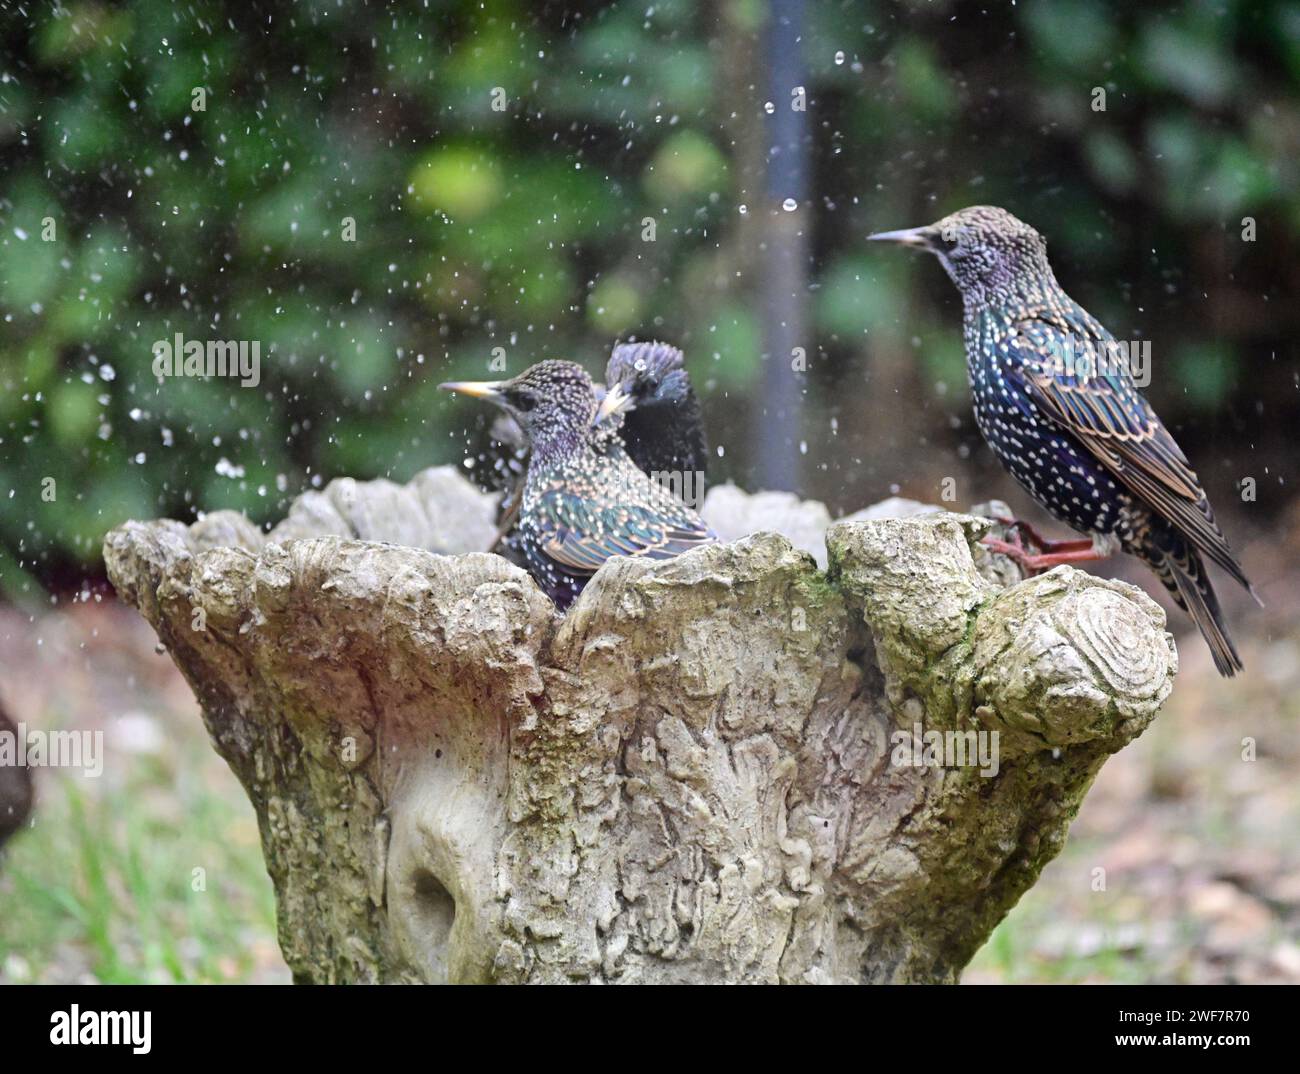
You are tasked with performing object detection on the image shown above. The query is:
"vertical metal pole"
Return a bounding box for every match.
[757,0,808,492]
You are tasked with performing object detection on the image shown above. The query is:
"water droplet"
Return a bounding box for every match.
[834,51,845,65]
[738,204,748,215]
[763,101,775,114]
[782,198,798,212]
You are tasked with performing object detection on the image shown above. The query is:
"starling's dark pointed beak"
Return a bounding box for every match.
[867,226,937,252]
[438,380,507,403]
[592,381,633,426]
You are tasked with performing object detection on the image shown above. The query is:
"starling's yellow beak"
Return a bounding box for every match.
[867,226,937,251]
[592,380,634,426]
[438,380,507,403]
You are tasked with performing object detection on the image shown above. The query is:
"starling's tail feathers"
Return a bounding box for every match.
[1146,542,1244,677]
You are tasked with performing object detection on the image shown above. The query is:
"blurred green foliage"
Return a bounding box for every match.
[1,0,1297,588]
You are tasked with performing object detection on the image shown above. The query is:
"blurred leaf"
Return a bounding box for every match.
[1021,0,1117,71]
[588,275,643,334]
[644,130,728,203]
[1084,130,1139,195]
[45,92,129,170]
[1175,342,1234,408]
[894,40,955,122]
[817,256,907,337]
[0,230,63,310]
[700,305,760,389]
[35,4,132,65]
[47,380,101,445]
[1139,22,1233,108]
[409,145,504,219]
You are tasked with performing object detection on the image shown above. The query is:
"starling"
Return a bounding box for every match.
[869,205,1258,676]
[479,340,708,569]
[440,360,717,609]
[600,340,709,501]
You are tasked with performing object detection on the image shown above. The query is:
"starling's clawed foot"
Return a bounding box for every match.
[982,534,1110,574]
[982,515,1110,573]
[990,515,1098,555]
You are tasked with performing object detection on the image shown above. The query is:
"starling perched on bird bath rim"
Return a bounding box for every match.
[440,360,717,610]
[869,205,1258,676]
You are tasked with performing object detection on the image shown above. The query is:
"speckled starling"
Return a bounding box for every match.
[869,205,1258,676]
[476,340,708,570]
[440,360,717,609]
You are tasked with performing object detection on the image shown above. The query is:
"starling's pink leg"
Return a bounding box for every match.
[990,515,1097,554]
[982,537,1111,573]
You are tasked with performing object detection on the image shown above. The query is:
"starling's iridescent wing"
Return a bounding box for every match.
[535,485,715,573]
[1006,307,1251,591]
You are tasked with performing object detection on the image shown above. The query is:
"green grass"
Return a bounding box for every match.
[0,738,281,984]
[971,908,1163,984]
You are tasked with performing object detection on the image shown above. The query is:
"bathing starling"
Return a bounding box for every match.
[869,205,1257,676]
[599,340,709,500]
[480,340,708,568]
[440,361,716,609]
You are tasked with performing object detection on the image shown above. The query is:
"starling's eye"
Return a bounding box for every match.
[511,391,537,413]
